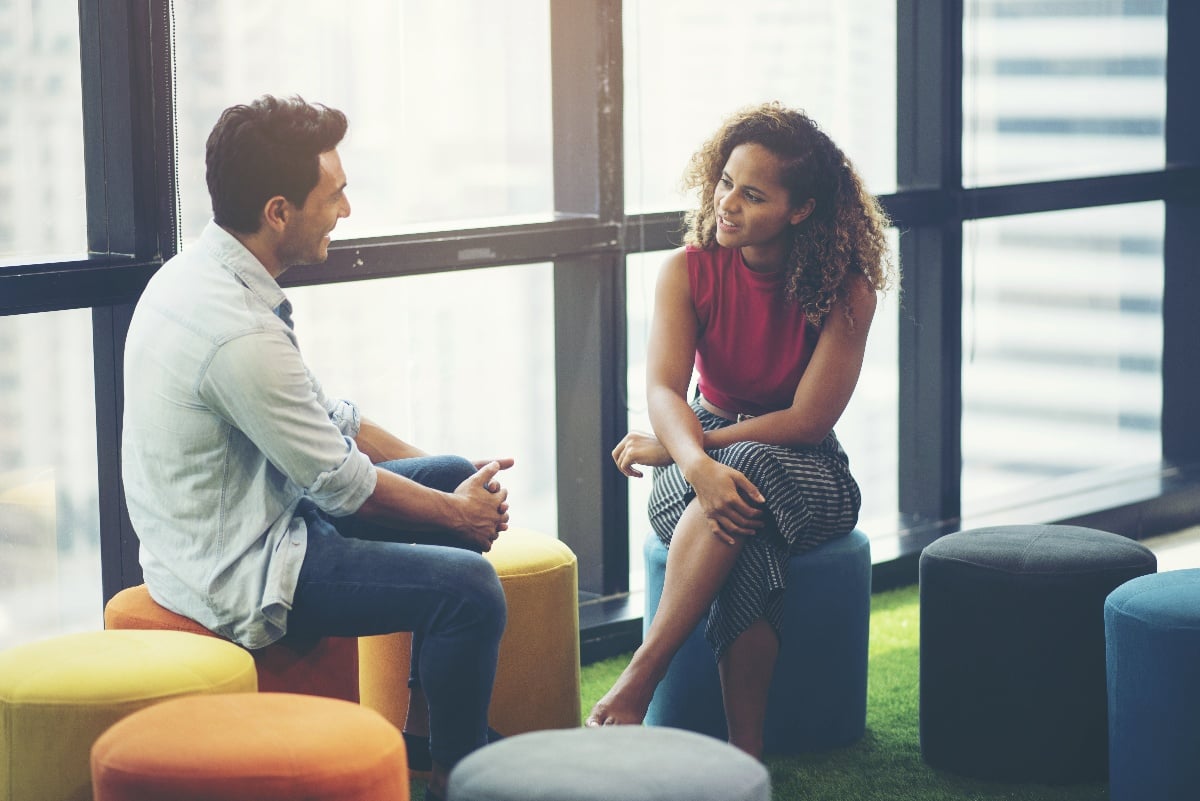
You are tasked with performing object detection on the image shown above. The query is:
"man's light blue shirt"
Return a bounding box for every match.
[122,221,377,648]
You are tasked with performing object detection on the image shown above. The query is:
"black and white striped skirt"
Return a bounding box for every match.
[647,401,861,659]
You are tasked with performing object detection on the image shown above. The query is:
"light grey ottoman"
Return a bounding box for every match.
[446,727,770,801]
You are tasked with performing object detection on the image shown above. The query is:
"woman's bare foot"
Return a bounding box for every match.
[584,659,661,727]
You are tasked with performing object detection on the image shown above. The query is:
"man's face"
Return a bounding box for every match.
[278,149,351,268]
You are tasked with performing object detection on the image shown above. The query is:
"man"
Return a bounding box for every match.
[122,95,509,801]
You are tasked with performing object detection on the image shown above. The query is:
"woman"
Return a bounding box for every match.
[586,102,894,758]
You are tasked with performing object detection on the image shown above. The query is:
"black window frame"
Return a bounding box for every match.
[0,0,1196,660]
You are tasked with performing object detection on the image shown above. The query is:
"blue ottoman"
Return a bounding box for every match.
[1106,568,1200,801]
[919,524,1156,783]
[642,528,871,753]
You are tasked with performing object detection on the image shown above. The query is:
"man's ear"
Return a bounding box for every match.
[262,196,290,233]
[790,198,816,226]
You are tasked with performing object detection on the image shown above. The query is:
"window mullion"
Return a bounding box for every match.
[896,0,964,530]
[1162,1,1200,464]
[550,0,628,595]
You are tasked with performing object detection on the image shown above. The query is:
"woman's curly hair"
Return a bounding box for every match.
[683,102,895,326]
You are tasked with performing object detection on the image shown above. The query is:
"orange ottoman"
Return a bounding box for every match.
[106,584,359,701]
[91,692,409,801]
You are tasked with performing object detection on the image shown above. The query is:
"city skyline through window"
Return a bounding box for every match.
[0,0,1185,648]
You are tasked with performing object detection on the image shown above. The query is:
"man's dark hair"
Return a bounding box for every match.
[205,95,348,234]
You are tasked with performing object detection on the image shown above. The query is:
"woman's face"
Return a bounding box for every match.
[713,142,813,264]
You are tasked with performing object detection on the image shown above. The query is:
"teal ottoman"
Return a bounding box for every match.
[1106,568,1200,801]
[642,528,871,753]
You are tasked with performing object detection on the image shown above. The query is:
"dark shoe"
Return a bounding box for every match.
[403,727,504,773]
[403,731,434,773]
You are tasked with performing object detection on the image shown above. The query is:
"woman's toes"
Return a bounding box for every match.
[584,703,609,727]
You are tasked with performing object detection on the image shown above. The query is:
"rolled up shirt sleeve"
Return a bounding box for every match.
[200,328,377,517]
[304,436,377,515]
[306,362,362,439]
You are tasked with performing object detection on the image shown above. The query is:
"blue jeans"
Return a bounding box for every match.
[287,455,507,768]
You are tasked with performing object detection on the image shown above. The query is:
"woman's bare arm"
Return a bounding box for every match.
[643,249,765,541]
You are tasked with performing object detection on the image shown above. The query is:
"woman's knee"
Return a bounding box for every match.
[720,442,773,480]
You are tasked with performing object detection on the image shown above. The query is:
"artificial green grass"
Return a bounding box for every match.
[579,585,1110,801]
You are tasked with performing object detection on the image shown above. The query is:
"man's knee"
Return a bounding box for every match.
[434,454,477,483]
[421,454,477,494]
[378,454,477,493]
[454,555,507,637]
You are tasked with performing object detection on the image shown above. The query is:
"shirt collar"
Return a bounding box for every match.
[198,220,288,314]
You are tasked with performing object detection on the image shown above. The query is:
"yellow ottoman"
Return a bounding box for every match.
[361,528,580,739]
[0,629,257,801]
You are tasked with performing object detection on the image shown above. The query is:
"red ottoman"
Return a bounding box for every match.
[105,584,359,701]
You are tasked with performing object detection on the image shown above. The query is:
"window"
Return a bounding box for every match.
[171,0,554,242]
[623,0,896,214]
[623,2,900,582]
[961,202,1162,518]
[963,0,1167,186]
[286,263,558,536]
[837,233,899,535]
[0,0,85,262]
[625,250,662,592]
[0,2,1195,637]
[0,309,101,649]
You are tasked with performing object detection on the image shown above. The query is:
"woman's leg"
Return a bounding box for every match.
[718,618,779,758]
[586,499,744,726]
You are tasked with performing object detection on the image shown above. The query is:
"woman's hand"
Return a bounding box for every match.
[611,431,674,477]
[684,459,766,545]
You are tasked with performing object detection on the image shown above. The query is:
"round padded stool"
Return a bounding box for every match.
[360,528,580,737]
[91,692,409,800]
[642,528,871,753]
[1105,568,1200,801]
[447,726,770,801]
[106,584,359,701]
[0,629,257,801]
[919,524,1156,783]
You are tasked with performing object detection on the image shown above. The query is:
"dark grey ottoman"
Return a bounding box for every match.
[446,727,770,801]
[919,524,1156,783]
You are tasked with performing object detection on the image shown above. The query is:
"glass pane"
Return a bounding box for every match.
[625,252,659,592]
[624,0,897,214]
[172,1,553,243]
[0,309,101,649]
[0,0,86,261]
[837,230,899,538]
[286,264,557,537]
[961,203,1163,519]
[626,243,899,590]
[964,0,1166,187]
